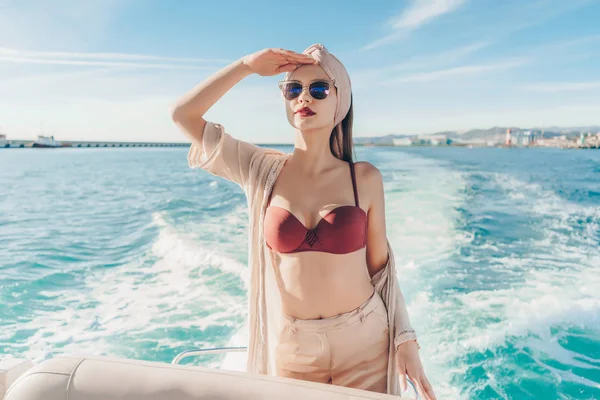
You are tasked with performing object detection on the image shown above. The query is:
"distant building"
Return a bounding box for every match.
[451,137,487,147]
[522,131,532,146]
[392,138,414,146]
[428,135,450,146]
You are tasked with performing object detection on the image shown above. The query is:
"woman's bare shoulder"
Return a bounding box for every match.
[353,161,382,183]
[353,161,384,210]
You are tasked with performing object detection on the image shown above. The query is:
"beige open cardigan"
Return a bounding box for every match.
[187,121,418,395]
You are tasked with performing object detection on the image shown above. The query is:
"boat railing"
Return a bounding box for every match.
[172,346,247,365]
[172,347,420,399]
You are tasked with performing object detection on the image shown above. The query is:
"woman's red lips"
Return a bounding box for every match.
[296,107,315,116]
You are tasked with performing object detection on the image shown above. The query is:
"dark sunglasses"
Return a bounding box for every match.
[277,79,335,101]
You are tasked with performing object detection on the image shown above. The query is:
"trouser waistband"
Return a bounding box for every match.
[282,290,381,332]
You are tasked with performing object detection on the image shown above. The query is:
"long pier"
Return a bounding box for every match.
[2,140,189,148]
[2,139,598,149]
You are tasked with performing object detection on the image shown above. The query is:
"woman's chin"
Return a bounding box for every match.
[293,115,320,127]
[294,122,319,132]
[289,116,330,132]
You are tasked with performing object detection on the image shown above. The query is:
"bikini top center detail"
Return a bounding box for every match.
[263,161,367,254]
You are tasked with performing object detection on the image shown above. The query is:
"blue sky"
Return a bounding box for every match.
[0,0,599,143]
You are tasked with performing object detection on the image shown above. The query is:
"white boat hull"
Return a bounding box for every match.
[1,354,414,400]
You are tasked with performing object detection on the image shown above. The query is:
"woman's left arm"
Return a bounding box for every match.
[360,161,390,278]
[358,161,437,400]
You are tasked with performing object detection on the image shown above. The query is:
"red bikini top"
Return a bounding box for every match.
[264,161,367,254]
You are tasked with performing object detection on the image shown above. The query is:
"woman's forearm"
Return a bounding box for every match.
[171,58,253,121]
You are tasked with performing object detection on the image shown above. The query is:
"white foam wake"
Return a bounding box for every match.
[9,212,248,365]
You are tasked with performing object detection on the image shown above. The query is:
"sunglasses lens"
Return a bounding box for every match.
[309,81,330,100]
[279,81,331,100]
[282,83,302,100]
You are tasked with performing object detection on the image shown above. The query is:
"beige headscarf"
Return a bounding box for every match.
[284,43,352,127]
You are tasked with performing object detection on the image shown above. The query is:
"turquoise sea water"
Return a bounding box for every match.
[1,147,599,399]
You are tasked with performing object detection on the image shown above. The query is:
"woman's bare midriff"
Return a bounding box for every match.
[272,247,375,319]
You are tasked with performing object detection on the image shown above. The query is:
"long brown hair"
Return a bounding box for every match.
[329,94,356,163]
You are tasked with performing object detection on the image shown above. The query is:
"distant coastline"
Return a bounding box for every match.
[352,125,600,149]
[2,124,599,149]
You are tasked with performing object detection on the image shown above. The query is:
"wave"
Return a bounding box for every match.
[3,212,248,365]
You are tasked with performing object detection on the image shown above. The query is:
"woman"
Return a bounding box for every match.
[171,44,436,399]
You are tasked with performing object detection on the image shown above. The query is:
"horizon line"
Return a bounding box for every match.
[3,123,599,144]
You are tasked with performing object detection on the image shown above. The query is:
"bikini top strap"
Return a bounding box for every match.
[349,161,359,207]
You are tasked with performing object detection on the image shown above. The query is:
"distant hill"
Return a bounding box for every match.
[355,125,600,144]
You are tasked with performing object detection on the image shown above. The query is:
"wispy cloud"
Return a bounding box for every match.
[0,0,129,49]
[530,33,600,58]
[361,0,467,51]
[510,0,596,37]
[523,81,600,93]
[392,0,466,30]
[351,41,489,89]
[383,58,528,84]
[0,48,229,64]
[360,32,408,52]
[360,41,487,74]
[0,48,228,70]
[0,56,216,70]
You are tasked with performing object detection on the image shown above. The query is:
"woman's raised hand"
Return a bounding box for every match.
[241,48,317,76]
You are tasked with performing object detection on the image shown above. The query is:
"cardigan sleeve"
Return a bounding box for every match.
[371,245,420,351]
[187,120,266,190]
